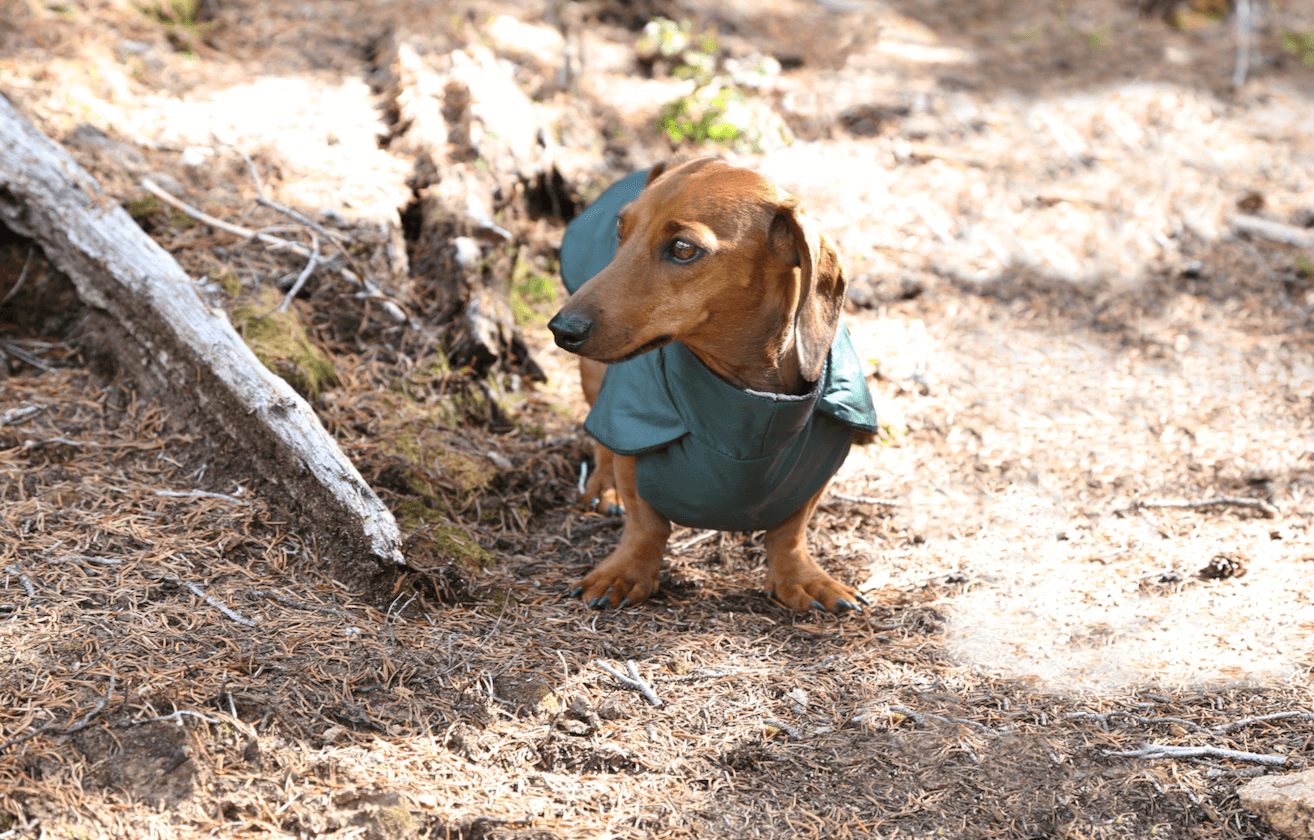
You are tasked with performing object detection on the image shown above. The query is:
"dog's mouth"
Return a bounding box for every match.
[601,334,674,364]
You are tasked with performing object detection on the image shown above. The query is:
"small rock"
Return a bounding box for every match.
[1238,769,1314,840]
[179,146,214,167]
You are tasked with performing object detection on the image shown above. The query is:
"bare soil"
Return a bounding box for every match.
[2,1,1313,838]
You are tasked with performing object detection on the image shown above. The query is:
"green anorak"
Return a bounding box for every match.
[560,169,878,532]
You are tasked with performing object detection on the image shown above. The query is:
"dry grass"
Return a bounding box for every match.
[3,0,1314,837]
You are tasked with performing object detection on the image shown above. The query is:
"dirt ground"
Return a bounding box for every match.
[2,0,1314,838]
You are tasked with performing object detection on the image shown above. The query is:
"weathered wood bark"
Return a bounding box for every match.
[0,94,404,575]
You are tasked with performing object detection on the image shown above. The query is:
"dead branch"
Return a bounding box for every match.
[569,517,624,540]
[763,718,802,740]
[0,667,116,752]
[1106,743,1301,768]
[155,489,247,504]
[243,153,341,243]
[0,94,405,574]
[5,564,35,599]
[141,176,404,320]
[825,492,901,508]
[247,588,355,619]
[1212,711,1314,736]
[596,660,663,707]
[141,177,306,254]
[0,404,43,426]
[1232,0,1253,88]
[0,244,34,305]
[1064,711,1204,732]
[889,705,988,731]
[1127,495,1277,518]
[174,576,258,627]
[1232,214,1314,248]
[276,231,320,315]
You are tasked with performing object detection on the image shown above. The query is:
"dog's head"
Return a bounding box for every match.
[550,158,846,389]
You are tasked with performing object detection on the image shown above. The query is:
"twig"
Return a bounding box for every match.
[1232,0,1253,89]
[1233,213,1314,248]
[570,517,624,540]
[1106,743,1301,768]
[5,565,36,600]
[1129,495,1277,518]
[889,705,988,731]
[174,576,258,627]
[595,660,663,707]
[0,245,34,305]
[673,529,717,551]
[248,588,354,619]
[66,667,118,734]
[275,231,319,315]
[141,178,307,255]
[126,709,223,727]
[156,489,247,504]
[143,178,403,320]
[826,492,901,507]
[1212,711,1314,736]
[0,341,52,371]
[0,404,42,426]
[244,153,340,242]
[762,718,802,740]
[0,667,117,752]
[655,666,743,683]
[1064,711,1204,733]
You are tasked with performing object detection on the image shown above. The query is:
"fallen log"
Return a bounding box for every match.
[0,94,404,577]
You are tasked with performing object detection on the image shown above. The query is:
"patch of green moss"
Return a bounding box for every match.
[127,194,161,221]
[508,253,559,327]
[396,501,496,570]
[214,271,241,297]
[139,0,202,25]
[433,449,497,501]
[231,287,338,398]
[1283,28,1314,67]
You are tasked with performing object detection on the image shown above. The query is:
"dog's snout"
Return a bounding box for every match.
[549,311,594,352]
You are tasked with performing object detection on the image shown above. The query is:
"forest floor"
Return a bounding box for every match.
[2,0,1314,838]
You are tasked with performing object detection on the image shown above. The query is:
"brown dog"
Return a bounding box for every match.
[549,158,876,613]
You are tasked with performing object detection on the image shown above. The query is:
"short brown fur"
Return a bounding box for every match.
[554,158,864,612]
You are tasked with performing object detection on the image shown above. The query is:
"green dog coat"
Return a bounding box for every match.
[559,170,878,532]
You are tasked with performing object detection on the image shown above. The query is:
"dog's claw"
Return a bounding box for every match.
[809,598,825,612]
[856,592,871,606]
[588,596,610,609]
[835,598,860,613]
[608,504,623,516]
[618,597,633,608]
[569,586,584,599]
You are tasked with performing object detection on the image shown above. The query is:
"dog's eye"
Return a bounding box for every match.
[667,238,701,263]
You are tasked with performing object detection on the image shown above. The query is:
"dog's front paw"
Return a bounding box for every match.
[767,570,868,614]
[570,557,660,609]
[581,468,624,517]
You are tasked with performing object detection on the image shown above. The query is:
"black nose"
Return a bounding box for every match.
[548,311,594,352]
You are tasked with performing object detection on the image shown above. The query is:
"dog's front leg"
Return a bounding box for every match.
[763,484,867,613]
[572,453,671,608]
[579,358,623,516]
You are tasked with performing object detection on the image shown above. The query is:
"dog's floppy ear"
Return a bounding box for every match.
[644,160,673,187]
[771,201,846,383]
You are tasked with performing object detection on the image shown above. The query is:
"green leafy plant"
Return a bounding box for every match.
[1297,254,1314,276]
[657,85,745,146]
[139,0,202,25]
[640,17,790,153]
[1281,28,1314,67]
